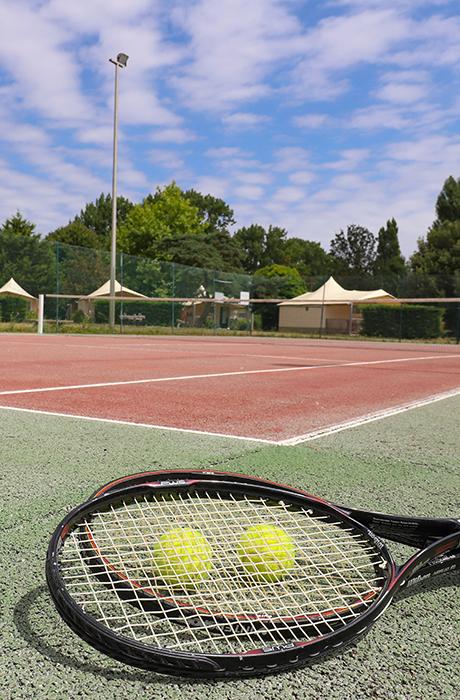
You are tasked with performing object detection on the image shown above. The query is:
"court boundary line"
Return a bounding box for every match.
[0,405,277,445]
[278,387,460,445]
[0,353,458,397]
[0,387,459,446]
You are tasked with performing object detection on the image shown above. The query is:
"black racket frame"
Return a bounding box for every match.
[47,477,460,678]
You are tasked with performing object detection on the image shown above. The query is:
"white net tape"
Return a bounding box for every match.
[59,491,387,654]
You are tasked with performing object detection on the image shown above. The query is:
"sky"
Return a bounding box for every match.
[0,1,459,256]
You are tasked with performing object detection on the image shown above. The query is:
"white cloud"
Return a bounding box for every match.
[77,126,114,144]
[150,128,196,143]
[235,171,272,186]
[206,147,244,158]
[0,3,93,124]
[324,149,370,170]
[274,147,311,171]
[289,171,315,185]
[350,105,413,130]
[273,186,305,203]
[149,149,186,171]
[291,9,413,100]
[376,82,427,104]
[293,114,329,128]
[191,176,229,199]
[233,185,264,200]
[222,112,269,130]
[171,0,304,110]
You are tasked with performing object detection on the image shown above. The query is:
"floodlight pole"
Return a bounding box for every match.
[109,53,128,327]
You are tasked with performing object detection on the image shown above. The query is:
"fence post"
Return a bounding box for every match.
[456,303,460,344]
[38,294,44,335]
[120,251,124,334]
[171,262,175,334]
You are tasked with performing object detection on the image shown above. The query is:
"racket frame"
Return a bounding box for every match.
[47,477,460,677]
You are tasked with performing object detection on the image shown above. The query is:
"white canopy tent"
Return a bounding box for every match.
[278,276,395,334]
[77,280,147,319]
[0,277,38,315]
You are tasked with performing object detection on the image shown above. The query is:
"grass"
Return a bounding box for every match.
[0,320,457,344]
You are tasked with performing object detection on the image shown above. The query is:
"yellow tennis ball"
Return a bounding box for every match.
[237,524,296,583]
[151,527,213,588]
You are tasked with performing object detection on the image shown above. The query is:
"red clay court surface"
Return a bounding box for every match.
[0,333,459,444]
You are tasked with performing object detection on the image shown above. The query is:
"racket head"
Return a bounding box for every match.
[47,478,394,677]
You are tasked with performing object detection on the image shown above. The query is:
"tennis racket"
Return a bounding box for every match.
[46,477,460,678]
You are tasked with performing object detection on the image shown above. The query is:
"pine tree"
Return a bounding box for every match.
[374,218,405,280]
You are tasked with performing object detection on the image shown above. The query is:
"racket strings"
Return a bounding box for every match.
[58,491,388,654]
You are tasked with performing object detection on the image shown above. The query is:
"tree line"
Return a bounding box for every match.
[1,176,459,299]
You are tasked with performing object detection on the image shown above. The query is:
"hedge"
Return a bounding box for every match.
[360,304,444,339]
[94,300,181,326]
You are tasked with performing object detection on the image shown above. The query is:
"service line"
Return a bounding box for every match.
[0,353,458,397]
[279,387,460,445]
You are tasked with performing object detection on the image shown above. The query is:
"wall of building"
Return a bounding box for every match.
[279,303,354,333]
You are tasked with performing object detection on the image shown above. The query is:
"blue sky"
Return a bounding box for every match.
[0,0,459,255]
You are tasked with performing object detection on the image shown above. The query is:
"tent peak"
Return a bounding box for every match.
[0,277,36,299]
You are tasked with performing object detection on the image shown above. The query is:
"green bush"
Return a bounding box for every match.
[0,297,28,322]
[72,309,87,324]
[360,304,444,339]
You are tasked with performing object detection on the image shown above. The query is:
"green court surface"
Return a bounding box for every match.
[1,399,459,700]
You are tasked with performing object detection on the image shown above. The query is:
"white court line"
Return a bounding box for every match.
[0,404,277,444]
[0,353,458,396]
[279,388,460,445]
[0,387,459,446]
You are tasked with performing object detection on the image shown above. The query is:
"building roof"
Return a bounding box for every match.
[85,280,147,299]
[0,277,36,300]
[278,276,394,306]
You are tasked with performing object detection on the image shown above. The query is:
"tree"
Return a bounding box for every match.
[410,176,460,296]
[1,212,36,238]
[46,221,100,249]
[233,224,266,272]
[374,218,405,280]
[410,220,460,296]
[74,193,134,246]
[263,226,288,266]
[206,231,243,271]
[435,176,460,223]
[0,212,54,297]
[156,236,228,271]
[252,264,306,330]
[329,225,376,278]
[119,183,205,259]
[183,190,235,233]
[282,237,331,278]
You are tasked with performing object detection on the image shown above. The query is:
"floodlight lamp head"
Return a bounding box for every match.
[117,53,129,67]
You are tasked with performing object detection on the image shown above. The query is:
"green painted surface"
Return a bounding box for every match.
[1,400,459,699]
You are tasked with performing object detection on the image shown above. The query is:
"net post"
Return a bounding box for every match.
[55,241,60,333]
[38,294,44,335]
[455,304,460,345]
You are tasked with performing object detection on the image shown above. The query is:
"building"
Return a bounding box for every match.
[278,276,394,334]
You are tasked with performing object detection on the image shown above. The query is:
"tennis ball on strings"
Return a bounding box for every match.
[151,527,213,589]
[237,524,296,583]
